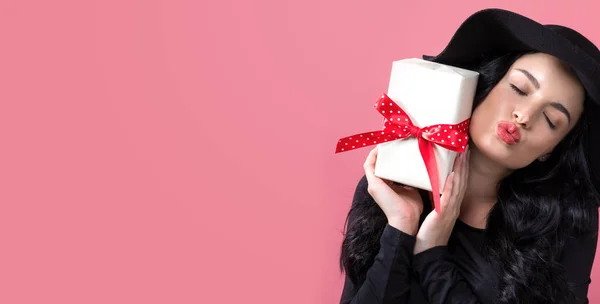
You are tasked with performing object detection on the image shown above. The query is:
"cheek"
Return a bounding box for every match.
[476,89,515,117]
[503,137,557,169]
[468,122,559,170]
[469,85,522,133]
[468,93,509,140]
[466,90,545,169]
[525,134,561,157]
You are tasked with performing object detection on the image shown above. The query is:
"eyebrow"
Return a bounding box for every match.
[549,102,572,125]
[515,68,572,125]
[516,69,540,89]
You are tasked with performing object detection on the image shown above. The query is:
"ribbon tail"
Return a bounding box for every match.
[418,137,441,214]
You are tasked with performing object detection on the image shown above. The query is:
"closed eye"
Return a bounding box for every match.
[511,84,557,129]
[510,84,527,96]
[543,113,557,129]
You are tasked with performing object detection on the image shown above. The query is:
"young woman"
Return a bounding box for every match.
[339,9,600,304]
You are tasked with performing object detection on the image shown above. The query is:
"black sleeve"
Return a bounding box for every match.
[559,209,599,304]
[412,246,482,304]
[339,175,417,304]
[340,224,417,304]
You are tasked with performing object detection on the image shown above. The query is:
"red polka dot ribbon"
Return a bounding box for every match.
[335,93,470,214]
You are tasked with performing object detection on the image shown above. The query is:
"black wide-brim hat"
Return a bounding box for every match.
[422,8,600,191]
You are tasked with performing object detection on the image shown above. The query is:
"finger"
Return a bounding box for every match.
[454,146,469,184]
[440,171,455,210]
[391,180,407,189]
[401,184,416,191]
[462,146,470,191]
[381,178,396,188]
[452,150,463,173]
[452,155,462,200]
[449,151,462,198]
[363,146,379,184]
[392,180,413,188]
[461,146,470,186]
[467,146,471,172]
[363,146,378,172]
[395,184,421,197]
[457,146,469,192]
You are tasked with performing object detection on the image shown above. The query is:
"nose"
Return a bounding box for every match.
[512,110,530,128]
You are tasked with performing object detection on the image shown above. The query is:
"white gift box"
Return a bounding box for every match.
[374,58,479,193]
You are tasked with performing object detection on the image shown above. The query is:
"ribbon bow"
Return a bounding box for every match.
[335,93,470,214]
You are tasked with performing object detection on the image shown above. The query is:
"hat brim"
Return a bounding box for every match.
[423,8,600,105]
[423,8,600,195]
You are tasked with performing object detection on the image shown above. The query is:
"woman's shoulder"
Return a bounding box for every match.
[560,207,599,255]
[569,205,599,237]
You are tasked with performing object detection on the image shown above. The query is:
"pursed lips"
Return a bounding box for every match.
[497,121,521,144]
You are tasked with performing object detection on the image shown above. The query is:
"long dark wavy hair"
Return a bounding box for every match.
[339,51,600,303]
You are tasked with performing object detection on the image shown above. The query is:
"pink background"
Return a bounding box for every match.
[1,0,599,303]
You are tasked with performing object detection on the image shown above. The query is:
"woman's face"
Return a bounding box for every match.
[470,52,585,169]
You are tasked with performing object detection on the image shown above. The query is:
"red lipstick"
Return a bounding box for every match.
[496,121,520,145]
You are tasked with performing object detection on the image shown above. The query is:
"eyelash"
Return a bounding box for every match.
[510,84,527,96]
[544,114,556,129]
[509,84,556,129]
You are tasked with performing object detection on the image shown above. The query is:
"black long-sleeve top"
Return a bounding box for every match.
[340,175,599,304]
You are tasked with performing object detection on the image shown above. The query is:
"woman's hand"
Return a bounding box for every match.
[414,145,470,255]
[363,145,424,235]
